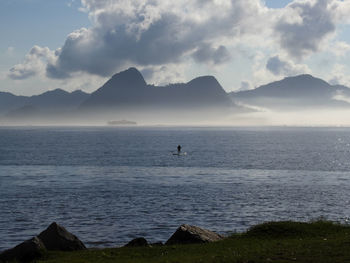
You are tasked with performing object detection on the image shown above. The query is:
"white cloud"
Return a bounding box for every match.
[332,0,350,24]
[331,41,350,57]
[8,46,55,80]
[141,64,187,85]
[266,55,310,76]
[333,90,350,103]
[43,0,271,79]
[274,0,337,59]
[249,51,281,88]
[328,63,350,87]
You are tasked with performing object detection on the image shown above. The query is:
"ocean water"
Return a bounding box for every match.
[1,126,350,251]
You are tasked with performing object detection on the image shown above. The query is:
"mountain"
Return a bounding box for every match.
[5,105,40,119]
[80,67,233,111]
[230,74,350,110]
[28,89,90,111]
[0,89,90,116]
[0,92,28,113]
[0,68,239,124]
[80,67,148,108]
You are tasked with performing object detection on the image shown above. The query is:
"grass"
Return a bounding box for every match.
[31,221,350,263]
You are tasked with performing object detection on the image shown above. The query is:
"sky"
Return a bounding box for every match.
[1,0,350,96]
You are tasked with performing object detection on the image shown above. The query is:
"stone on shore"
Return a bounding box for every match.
[165,224,223,245]
[124,237,149,247]
[38,222,86,251]
[0,237,46,263]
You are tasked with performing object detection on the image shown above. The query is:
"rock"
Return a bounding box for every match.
[0,237,46,263]
[38,222,86,251]
[124,237,149,247]
[165,224,223,245]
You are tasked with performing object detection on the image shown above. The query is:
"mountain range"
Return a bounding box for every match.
[0,89,89,115]
[231,74,350,110]
[79,67,233,111]
[1,68,350,124]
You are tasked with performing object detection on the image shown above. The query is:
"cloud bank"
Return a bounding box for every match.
[9,0,270,80]
[266,55,310,76]
[7,0,350,89]
[8,46,54,80]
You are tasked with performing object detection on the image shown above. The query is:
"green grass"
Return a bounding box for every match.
[36,221,350,263]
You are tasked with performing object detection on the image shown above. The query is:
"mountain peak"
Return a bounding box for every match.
[189,75,218,83]
[45,88,69,95]
[286,74,314,79]
[71,89,87,95]
[187,75,227,95]
[79,67,148,108]
[110,67,146,85]
[79,67,233,110]
[232,73,350,110]
[282,74,328,86]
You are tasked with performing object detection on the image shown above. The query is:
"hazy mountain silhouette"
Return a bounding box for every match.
[80,68,148,108]
[0,92,28,113]
[0,89,89,116]
[4,69,350,125]
[80,67,233,111]
[5,105,40,119]
[231,74,350,110]
[29,89,90,110]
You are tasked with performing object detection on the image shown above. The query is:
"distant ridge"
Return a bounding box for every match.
[80,68,148,108]
[0,89,90,116]
[79,67,234,110]
[230,74,350,110]
[3,69,350,124]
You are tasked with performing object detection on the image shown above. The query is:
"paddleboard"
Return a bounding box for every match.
[172,152,187,156]
[173,152,187,156]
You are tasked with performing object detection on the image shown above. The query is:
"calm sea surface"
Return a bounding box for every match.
[1,126,350,250]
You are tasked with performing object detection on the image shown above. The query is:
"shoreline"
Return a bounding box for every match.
[2,220,350,263]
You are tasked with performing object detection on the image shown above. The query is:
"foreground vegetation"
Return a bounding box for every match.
[36,221,350,263]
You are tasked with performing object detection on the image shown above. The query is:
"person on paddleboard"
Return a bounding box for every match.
[177,145,182,154]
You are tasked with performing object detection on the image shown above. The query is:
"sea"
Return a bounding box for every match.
[1,126,350,251]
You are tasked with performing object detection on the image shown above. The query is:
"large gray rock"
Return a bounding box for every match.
[38,222,86,251]
[0,237,46,263]
[124,237,149,247]
[165,224,223,245]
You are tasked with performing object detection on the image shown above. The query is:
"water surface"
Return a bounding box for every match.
[1,127,350,250]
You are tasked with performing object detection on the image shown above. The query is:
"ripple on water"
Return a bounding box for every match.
[1,166,350,251]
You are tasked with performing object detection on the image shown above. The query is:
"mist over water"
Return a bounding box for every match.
[4,107,350,127]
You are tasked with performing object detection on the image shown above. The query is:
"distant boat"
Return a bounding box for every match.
[107,120,137,126]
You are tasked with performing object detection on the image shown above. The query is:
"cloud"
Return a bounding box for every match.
[328,63,350,87]
[192,44,231,65]
[266,55,310,76]
[44,0,270,79]
[333,90,350,104]
[11,0,350,89]
[275,0,337,59]
[331,41,350,57]
[240,81,251,90]
[332,0,350,24]
[141,64,187,85]
[8,46,54,80]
